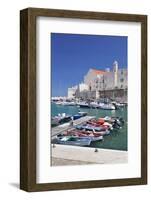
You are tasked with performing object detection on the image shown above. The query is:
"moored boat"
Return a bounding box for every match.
[76,124,107,132]
[78,111,87,116]
[66,129,108,138]
[112,101,126,109]
[51,113,71,125]
[86,120,112,130]
[62,101,76,106]
[90,102,99,108]
[55,135,92,146]
[55,101,63,105]
[73,114,83,120]
[79,102,90,108]
[98,116,124,129]
[99,103,115,110]
[57,131,103,142]
[73,111,88,120]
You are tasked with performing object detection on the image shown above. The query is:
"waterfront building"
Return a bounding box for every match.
[75,83,89,99]
[68,61,127,101]
[67,85,78,99]
[83,61,127,101]
[84,69,106,91]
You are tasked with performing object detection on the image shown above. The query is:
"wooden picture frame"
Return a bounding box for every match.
[20,7,147,192]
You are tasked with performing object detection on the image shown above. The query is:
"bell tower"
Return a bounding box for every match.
[113,61,118,88]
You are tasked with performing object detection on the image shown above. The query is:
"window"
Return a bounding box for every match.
[120,78,124,82]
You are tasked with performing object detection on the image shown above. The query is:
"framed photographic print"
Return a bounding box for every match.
[20,8,147,191]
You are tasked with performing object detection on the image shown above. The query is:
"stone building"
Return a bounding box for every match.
[68,61,127,101]
[67,85,78,99]
[75,83,89,99]
[82,61,127,100]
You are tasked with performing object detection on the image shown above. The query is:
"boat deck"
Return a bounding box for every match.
[51,116,95,138]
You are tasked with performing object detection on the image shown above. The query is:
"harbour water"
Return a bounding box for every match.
[51,103,127,151]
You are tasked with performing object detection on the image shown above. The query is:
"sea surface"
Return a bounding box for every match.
[51,103,127,151]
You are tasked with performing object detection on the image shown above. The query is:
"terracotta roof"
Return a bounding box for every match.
[91,69,107,75]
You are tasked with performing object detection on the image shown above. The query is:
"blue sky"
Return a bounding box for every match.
[51,33,127,96]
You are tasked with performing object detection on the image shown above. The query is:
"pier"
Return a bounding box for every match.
[51,144,128,166]
[51,115,95,138]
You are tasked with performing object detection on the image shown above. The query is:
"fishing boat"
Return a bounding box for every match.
[62,101,76,106]
[90,102,99,108]
[52,113,71,125]
[87,116,124,130]
[86,128,110,136]
[68,129,109,137]
[87,120,112,130]
[55,101,63,105]
[103,116,124,125]
[76,124,107,132]
[57,131,103,142]
[98,116,124,129]
[79,102,90,108]
[99,103,115,110]
[73,111,88,120]
[78,111,87,116]
[111,101,126,109]
[102,116,115,123]
[55,135,92,146]
[73,114,82,120]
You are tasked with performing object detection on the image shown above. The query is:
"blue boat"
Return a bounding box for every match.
[73,114,82,120]
[73,111,88,120]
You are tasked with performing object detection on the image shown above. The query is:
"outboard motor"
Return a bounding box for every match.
[119,117,124,125]
[113,119,121,129]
